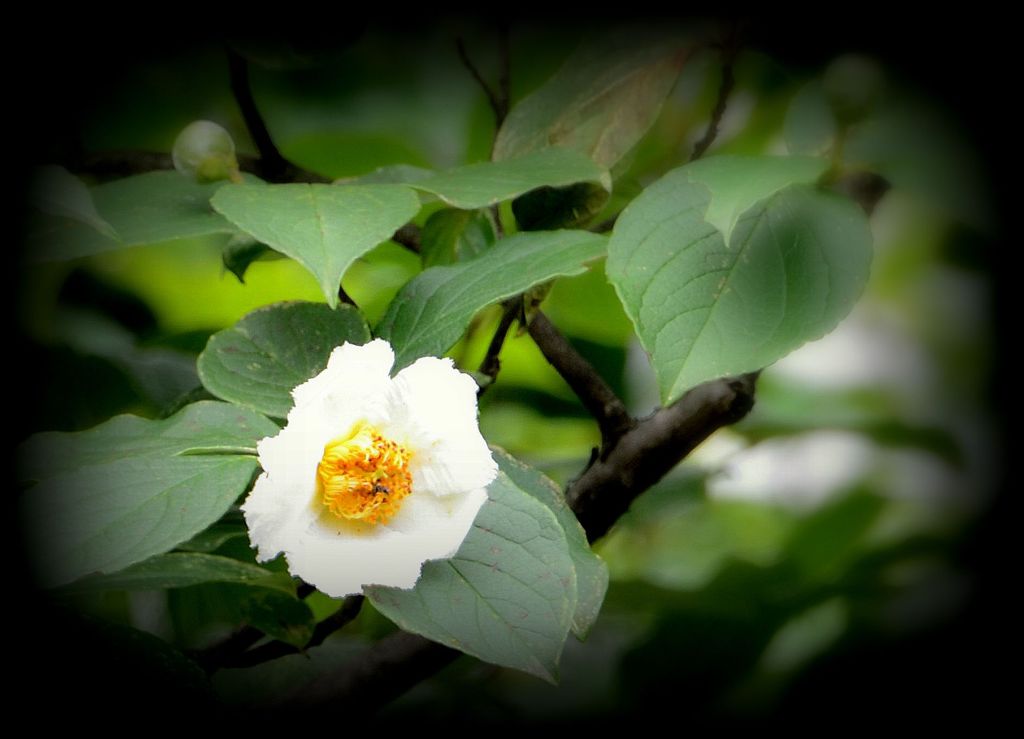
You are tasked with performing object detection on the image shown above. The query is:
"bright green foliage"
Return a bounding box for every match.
[211,182,422,307]
[56,552,294,594]
[366,470,577,681]
[608,156,871,403]
[491,448,608,639]
[198,301,370,418]
[19,401,278,587]
[377,230,608,369]
[494,29,688,168]
[410,148,610,209]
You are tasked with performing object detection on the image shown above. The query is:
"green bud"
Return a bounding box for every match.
[172,120,241,183]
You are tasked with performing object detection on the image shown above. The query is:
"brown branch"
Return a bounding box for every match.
[477,299,521,394]
[570,372,759,541]
[690,34,739,161]
[456,37,509,129]
[227,47,292,183]
[527,311,634,449]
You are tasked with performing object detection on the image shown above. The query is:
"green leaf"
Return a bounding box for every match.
[419,208,496,267]
[56,552,293,595]
[366,471,577,681]
[683,155,828,240]
[491,447,608,639]
[197,301,371,418]
[410,148,610,209]
[494,29,688,168]
[28,171,246,261]
[608,159,870,404]
[19,401,279,587]
[211,182,422,307]
[31,165,117,238]
[221,237,281,284]
[377,230,608,370]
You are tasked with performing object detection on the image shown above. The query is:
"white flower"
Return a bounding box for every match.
[242,339,497,597]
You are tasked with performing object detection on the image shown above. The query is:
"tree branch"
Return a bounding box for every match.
[477,299,521,394]
[226,48,293,184]
[690,31,739,162]
[456,35,510,129]
[527,311,633,449]
[569,372,759,541]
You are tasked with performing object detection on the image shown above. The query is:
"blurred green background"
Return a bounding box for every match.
[13,18,1005,727]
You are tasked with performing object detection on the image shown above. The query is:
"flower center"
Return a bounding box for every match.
[316,421,413,525]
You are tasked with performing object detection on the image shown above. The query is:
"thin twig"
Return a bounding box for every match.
[218,595,366,670]
[456,38,507,128]
[189,625,265,673]
[527,311,634,449]
[496,24,511,128]
[690,33,739,161]
[227,48,291,183]
[477,299,521,394]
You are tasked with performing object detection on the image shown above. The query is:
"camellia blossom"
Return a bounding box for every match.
[242,339,497,597]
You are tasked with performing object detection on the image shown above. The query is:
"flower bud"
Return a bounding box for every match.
[172,120,241,183]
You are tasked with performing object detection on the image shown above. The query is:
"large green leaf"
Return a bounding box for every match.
[410,148,609,209]
[28,171,245,261]
[197,301,370,419]
[366,471,577,681]
[31,165,117,238]
[491,447,608,639]
[608,159,871,404]
[377,230,607,369]
[19,401,279,587]
[494,30,689,168]
[57,552,294,595]
[211,182,422,307]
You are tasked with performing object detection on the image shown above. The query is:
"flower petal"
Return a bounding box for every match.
[281,487,488,597]
[389,357,497,496]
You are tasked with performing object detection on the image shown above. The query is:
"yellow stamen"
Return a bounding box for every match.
[316,421,413,525]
